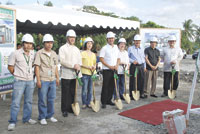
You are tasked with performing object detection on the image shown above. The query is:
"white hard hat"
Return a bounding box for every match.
[134,34,141,41]
[66,29,76,37]
[43,34,54,42]
[118,38,126,43]
[21,33,34,44]
[106,31,115,38]
[150,37,158,42]
[84,37,94,45]
[168,35,176,41]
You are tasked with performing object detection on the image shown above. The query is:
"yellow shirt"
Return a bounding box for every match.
[81,51,96,75]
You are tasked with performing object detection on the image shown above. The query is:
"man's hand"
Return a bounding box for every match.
[109,66,115,70]
[37,80,42,88]
[133,61,138,65]
[74,64,80,70]
[91,65,96,71]
[170,61,176,65]
[144,68,147,72]
[56,78,59,86]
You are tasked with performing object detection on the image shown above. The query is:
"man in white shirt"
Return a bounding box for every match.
[161,35,183,97]
[99,31,120,108]
[59,29,82,117]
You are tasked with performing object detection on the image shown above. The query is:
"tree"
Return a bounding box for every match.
[182,19,195,40]
[44,1,53,7]
[141,21,165,28]
[82,5,100,14]
[122,16,141,22]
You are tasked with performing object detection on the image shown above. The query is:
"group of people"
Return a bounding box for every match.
[7,29,183,131]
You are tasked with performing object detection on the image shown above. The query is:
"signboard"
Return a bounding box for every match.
[0,6,16,94]
[140,28,181,49]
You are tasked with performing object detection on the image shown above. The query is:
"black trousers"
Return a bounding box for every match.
[163,72,179,95]
[129,64,145,96]
[61,78,76,113]
[101,70,115,105]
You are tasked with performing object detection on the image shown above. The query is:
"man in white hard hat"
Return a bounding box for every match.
[7,34,37,131]
[144,37,161,98]
[59,29,82,117]
[161,35,183,97]
[34,34,59,125]
[99,31,120,108]
[128,34,147,99]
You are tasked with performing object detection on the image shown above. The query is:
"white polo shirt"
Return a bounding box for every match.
[99,44,119,70]
[118,50,129,74]
[163,46,183,72]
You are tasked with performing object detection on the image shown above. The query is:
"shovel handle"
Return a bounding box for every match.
[122,64,127,71]
[114,70,120,100]
[74,70,80,103]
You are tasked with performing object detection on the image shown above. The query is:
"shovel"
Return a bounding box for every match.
[90,70,100,112]
[114,70,123,110]
[122,64,131,104]
[132,67,140,101]
[168,65,176,99]
[72,70,80,116]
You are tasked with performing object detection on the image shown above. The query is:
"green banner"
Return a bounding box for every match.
[0,76,14,85]
[0,7,14,20]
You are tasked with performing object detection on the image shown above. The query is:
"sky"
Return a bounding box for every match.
[1,0,200,28]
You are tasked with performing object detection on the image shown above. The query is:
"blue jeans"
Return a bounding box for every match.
[9,78,35,124]
[114,74,125,99]
[81,74,92,105]
[38,80,56,120]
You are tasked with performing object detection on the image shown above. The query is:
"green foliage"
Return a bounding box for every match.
[141,21,165,28]
[122,16,141,22]
[44,1,53,7]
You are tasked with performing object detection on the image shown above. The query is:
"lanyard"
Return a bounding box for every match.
[23,53,30,66]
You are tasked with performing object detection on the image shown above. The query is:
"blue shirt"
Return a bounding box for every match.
[128,45,146,68]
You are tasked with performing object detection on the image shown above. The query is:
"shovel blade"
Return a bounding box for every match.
[71,102,80,116]
[90,100,100,112]
[123,93,131,104]
[114,99,123,110]
[132,91,140,101]
[168,90,176,99]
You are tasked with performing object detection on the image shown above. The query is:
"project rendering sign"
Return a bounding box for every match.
[0,6,16,93]
[140,28,181,49]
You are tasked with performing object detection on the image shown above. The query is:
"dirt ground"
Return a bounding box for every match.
[1,55,200,134]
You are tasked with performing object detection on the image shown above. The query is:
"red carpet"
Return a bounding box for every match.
[119,100,200,125]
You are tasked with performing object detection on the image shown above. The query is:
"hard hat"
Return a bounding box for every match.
[150,37,158,42]
[168,35,176,41]
[106,31,115,38]
[134,34,141,41]
[66,29,76,37]
[43,34,54,42]
[118,38,126,43]
[21,33,34,44]
[84,37,94,45]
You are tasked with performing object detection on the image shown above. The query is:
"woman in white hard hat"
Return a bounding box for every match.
[99,31,120,108]
[114,38,129,100]
[81,37,96,109]
[7,34,37,131]
[34,34,59,125]
[59,29,82,117]
[161,35,183,97]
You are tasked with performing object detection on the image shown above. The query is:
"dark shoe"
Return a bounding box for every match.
[140,94,147,99]
[120,96,125,100]
[161,94,167,97]
[106,101,115,106]
[62,112,68,117]
[101,104,106,109]
[150,94,158,98]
